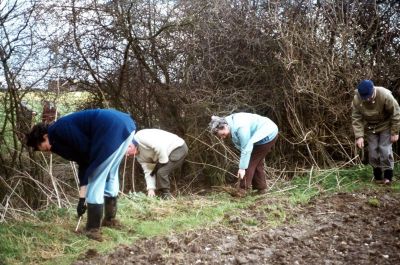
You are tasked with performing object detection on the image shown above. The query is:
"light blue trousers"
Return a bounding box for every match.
[86,131,135,204]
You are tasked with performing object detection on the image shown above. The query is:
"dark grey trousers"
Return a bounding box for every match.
[156,143,188,190]
[367,129,394,170]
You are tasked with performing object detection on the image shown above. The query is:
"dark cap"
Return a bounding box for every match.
[357,80,374,100]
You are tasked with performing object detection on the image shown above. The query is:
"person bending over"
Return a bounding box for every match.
[352,79,400,184]
[26,109,137,241]
[126,129,188,199]
[209,112,278,195]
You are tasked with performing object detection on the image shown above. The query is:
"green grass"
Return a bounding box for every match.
[1,165,400,265]
[287,165,379,204]
[0,192,249,265]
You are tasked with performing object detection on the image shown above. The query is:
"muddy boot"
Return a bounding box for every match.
[256,189,267,195]
[159,189,173,200]
[86,203,103,242]
[102,196,123,229]
[373,167,383,183]
[383,169,393,185]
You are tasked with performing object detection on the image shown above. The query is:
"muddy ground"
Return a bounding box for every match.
[73,189,400,265]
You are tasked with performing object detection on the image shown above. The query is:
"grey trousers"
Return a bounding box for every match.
[367,129,394,170]
[156,143,189,190]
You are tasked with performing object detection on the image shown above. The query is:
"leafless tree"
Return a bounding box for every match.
[0,0,55,209]
[1,0,399,218]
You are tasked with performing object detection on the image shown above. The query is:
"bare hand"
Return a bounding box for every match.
[147,189,156,197]
[356,137,364,149]
[391,134,399,143]
[237,169,246,179]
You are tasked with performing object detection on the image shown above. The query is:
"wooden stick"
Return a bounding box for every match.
[121,155,127,194]
[131,154,136,193]
[75,216,82,232]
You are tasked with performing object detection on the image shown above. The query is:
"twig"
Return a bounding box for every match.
[75,216,82,232]
[308,165,314,189]
[0,195,10,222]
[185,159,237,178]
[267,166,285,191]
[121,154,127,194]
[40,152,61,208]
[131,154,136,193]
[70,161,80,191]
[0,177,33,211]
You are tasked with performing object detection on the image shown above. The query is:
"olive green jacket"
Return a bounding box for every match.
[351,86,400,139]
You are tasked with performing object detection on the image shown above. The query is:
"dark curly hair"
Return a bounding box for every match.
[25,123,49,151]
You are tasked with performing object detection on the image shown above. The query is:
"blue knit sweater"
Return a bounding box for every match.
[48,109,136,186]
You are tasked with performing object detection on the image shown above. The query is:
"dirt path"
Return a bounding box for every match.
[73,189,400,265]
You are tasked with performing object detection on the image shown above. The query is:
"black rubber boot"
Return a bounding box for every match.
[373,167,383,181]
[102,197,122,228]
[86,203,103,241]
[159,188,172,200]
[384,169,393,184]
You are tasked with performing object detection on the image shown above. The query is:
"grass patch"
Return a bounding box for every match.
[263,205,287,227]
[0,192,247,265]
[367,197,380,207]
[286,165,382,205]
[1,164,400,264]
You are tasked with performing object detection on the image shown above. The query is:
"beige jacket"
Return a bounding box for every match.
[351,86,400,139]
[133,129,185,190]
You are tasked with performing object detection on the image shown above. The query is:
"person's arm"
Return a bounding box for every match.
[150,162,167,176]
[76,167,88,216]
[351,100,365,140]
[79,185,87,197]
[385,94,400,137]
[137,133,169,181]
[141,162,157,192]
[78,164,89,187]
[236,126,253,170]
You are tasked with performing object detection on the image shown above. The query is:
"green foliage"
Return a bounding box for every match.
[0,192,246,265]
[242,217,259,226]
[36,206,71,222]
[263,205,287,227]
[367,197,380,207]
[287,165,379,204]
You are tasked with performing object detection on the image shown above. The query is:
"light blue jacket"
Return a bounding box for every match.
[225,113,278,169]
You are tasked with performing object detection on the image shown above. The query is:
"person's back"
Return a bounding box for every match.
[48,109,134,165]
[127,128,188,199]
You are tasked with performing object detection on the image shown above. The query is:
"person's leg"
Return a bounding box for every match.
[251,136,278,192]
[103,132,135,226]
[85,132,135,236]
[378,130,394,184]
[102,160,124,227]
[253,159,266,191]
[84,161,113,241]
[366,133,382,181]
[240,144,266,190]
[156,144,188,198]
[102,155,122,228]
[240,141,273,191]
[86,203,103,241]
[84,163,111,241]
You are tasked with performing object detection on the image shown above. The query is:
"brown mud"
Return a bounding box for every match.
[73,189,400,265]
